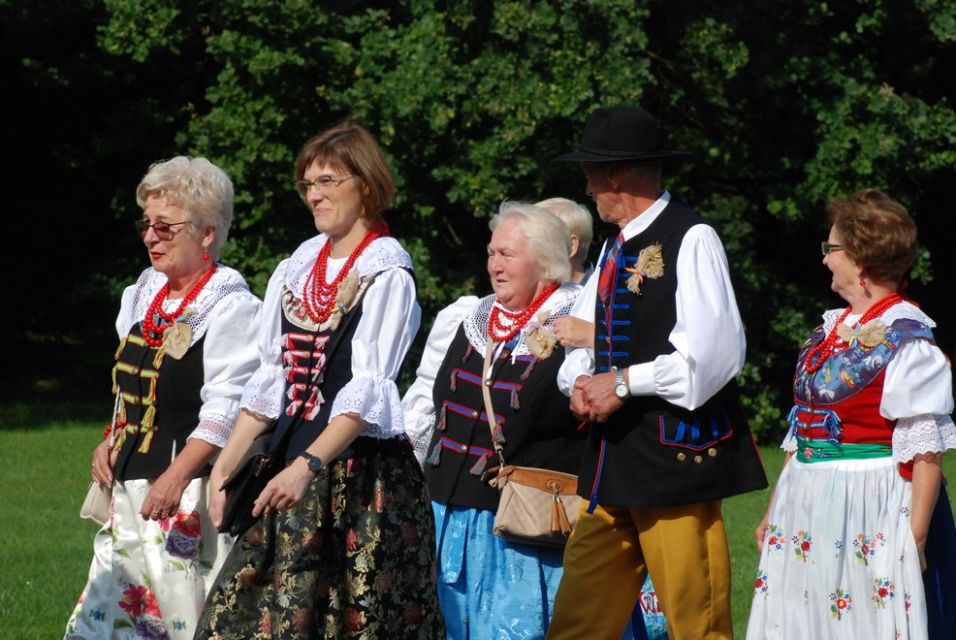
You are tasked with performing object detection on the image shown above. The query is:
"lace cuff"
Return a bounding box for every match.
[240,363,284,420]
[329,374,405,439]
[404,409,436,466]
[892,413,956,464]
[187,418,232,449]
[781,431,798,453]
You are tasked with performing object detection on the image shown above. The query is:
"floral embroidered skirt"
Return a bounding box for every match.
[64,477,232,640]
[746,456,927,639]
[195,437,444,639]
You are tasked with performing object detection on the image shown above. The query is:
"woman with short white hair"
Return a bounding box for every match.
[403,200,585,639]
[66,156,261,640]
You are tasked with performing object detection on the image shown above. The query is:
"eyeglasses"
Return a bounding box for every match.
[821,242,844,256]
[295,174,354,199]
[135,219,190,240]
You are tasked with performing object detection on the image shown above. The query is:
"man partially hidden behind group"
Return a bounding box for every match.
[546,106,768,639]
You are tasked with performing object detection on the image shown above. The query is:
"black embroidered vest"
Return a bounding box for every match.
[273,286,365,461]
[424,326,586,512]
[585,199,767,508]
[113,325,206,481]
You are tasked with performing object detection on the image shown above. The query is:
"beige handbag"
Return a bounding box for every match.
[80,481,112,526]
[80,393,120,526]
[481,340,581,547]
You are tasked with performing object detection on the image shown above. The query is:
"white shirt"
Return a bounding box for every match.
[556,191,747,411]
[117,265,262,448]
[241,235,421,440]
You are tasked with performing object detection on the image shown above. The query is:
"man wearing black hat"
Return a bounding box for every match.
[547,106,767,639]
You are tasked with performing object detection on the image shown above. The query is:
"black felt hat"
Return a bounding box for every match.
[553,106,691,163]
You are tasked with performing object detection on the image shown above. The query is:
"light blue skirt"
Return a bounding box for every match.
[433,502,667,639]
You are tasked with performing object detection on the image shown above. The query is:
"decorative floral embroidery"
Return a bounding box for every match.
[164,510,203,560]
[765,524,785,551]
[754,570,769,595]
[118,583,168,638]
[833,539,845,556]
[871,577,895,608]
[624,243,664,294]
[853,532,885,566]
[792,530,812,562]
[829,588,853,620]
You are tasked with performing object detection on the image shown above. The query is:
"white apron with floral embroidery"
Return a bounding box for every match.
[746,456,927,639]
[65,477,232,640]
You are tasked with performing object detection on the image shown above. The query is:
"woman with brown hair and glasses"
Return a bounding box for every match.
[195,120,444,638]
[747,189,955,639]
[66,157,261,640]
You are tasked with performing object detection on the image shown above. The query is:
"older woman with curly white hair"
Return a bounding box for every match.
[402,201,589,639]
[65,156,261,640]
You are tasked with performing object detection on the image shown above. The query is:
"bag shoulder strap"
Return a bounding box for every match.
[481,339,508,469]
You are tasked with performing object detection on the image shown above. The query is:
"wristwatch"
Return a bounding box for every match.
[299,452,324,475]
[613,367,630,400]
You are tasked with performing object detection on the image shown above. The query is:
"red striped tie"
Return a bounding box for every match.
[597,233,623,306]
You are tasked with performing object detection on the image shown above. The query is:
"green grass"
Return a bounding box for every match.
[1,419,954,638]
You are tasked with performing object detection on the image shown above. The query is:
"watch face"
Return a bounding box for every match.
[615,384,628,399]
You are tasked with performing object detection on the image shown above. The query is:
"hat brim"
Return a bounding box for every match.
[552,149,692,163]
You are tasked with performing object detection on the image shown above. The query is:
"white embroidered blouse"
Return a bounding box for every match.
[402,283,580,464]
[241,234,421,440]
[116,265,262,448]
[781,301,956,464]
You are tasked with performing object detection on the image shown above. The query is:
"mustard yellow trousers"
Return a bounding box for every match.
[546,500,733,640]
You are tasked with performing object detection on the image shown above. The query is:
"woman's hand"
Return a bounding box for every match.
[754,510,771,552]
[552,317,595,349]
[207,469,228,529]
[140,467,189,521]
[91,440,118,487]
[252,459,314,517]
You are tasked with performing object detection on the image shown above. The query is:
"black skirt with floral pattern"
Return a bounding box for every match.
[195,437,444,639]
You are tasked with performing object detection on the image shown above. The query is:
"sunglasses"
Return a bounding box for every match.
[820,242,844,256]
[136,219,190,240]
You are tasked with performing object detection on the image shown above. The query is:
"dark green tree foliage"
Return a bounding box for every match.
[4,0,953,440]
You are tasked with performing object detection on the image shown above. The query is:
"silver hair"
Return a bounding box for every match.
[489,200,572,283]
[535,197,593,265]
[136,156,235,259]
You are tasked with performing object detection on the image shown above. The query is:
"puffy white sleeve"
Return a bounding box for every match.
[556,241,602,396]
[328,268,422,438]
[188,292,262,447]
[883,338,956,463]
[402,296,479,464]
[239,261,289,420]
[626,225,746,410]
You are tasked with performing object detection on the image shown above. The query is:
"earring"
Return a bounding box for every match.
[859,277,865,287]
[203,250,210,262]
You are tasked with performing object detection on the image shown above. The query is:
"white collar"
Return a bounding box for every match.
[620,190,671,242]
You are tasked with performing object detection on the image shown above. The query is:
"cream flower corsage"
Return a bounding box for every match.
[836,319,887,349]
[524,309,557,359]
[624,243,664,294]
[324,270,361,331]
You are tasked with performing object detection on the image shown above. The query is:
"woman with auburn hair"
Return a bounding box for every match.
[747,189,956,639]
[196,120,443,638]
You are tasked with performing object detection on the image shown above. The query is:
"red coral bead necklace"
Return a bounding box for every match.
[803,292,903,373]
[302,227,381,324]
[142,264,218,347]
[488,282,560,343]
